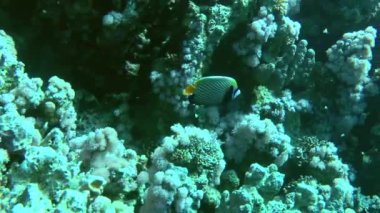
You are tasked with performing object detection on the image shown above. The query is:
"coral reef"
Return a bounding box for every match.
[0,0,379,212]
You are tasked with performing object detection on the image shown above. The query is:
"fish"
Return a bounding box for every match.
[183,76,241,105]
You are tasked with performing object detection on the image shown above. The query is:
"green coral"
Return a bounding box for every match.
[265,18,297,58]
[0,67,16,93]
[253,85,276,105]
[202,186,222,208]
[170,148,193,165]
[293,136,349,184]
[170,135,224,175]
[220,170,240,191]
[162,124,225,186]
[265,0,289,16]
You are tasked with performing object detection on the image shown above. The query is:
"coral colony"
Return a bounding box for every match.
[0,0,379,212]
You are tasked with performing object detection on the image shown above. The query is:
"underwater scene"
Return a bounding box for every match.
[0,0,379,212]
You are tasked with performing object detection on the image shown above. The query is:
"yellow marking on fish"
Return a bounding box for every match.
[183,83,197,95]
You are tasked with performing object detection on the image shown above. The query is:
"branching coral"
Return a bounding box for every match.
[234,6,315,90]
[225,113,293,166]
[69,127,142,194]
[326,26,378,134]
[140,166,204,213]
[217,163,285,212]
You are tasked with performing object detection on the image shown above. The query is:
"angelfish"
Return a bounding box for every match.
[183,76,241,105]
